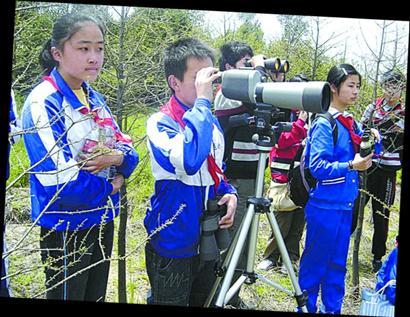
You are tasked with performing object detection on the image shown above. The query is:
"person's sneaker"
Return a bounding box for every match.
[279,261,299,275]
[236,299,254,310]
[372,259,383,273]
[226,298,254,310]
[257,258,275,271]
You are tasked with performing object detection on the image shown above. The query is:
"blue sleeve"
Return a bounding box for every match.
[22,98,114,210]
[181,98,214,174]
[115,143,139,178]
[43,171,114,210]
[308,118,349,180]
[216,179,237,197]
[147,98,214,176]
[102,104,139,178]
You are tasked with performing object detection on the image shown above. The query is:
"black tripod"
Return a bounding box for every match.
[204,127,308,312]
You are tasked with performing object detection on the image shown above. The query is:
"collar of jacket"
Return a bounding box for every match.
[328,106,354,119]
[47,68,106,112]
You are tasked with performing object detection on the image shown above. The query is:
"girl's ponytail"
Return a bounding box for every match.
[39,39,56,75]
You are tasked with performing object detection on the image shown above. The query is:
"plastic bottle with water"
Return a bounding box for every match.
[96,126,116,180]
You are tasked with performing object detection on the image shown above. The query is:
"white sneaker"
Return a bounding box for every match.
[279,264,288,275]
[257,259,275,271]
[279,262,299,275]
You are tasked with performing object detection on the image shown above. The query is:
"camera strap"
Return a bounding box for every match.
[160,95,227,193]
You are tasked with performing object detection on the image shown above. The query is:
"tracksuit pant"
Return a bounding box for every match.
[262,207,305,263]
[40,221,114,301]
[298,201,352,314]
[145,243,216,307]
[364,167,397,261]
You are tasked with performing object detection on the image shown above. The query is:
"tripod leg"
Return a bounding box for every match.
[207,203,256,307]
[266,210,308,312]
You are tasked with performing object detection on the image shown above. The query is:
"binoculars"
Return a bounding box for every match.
[244,57,290,74]
[199,198,231,262]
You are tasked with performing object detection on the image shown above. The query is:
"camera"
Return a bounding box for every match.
[222,69,330,142]
[221,69,330,113]
[199,198,231,262]
[360,128,375,157]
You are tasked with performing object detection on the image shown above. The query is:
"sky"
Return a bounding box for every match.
[203,10,409,67]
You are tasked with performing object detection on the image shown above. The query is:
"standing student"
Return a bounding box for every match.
[257,74,310,273]
[144,38,237,307]
[298,64,378,314]
[1,89,21,298]
[361,70,405,273]
[21,13,138,301]
[214,41,287,308]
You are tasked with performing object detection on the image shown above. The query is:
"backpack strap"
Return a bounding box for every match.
[312,112,338,146]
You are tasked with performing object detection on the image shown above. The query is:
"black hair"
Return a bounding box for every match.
[218,41,254,71]
[163,38,215,92]
[380,70,405,86]
[327,63,362,93]
[39,13,105,75]
[289,73,310,82]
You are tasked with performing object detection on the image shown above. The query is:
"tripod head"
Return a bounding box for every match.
[229,103,293,149]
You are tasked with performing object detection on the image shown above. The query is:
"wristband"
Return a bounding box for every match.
[348,160,354,171]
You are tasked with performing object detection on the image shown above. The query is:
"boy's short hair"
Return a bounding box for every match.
[380,70,405,87]
[164,38,215,85]
[218,41,254,71]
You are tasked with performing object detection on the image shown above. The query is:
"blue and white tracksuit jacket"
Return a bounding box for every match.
[299,107,362,314]
[144,96,237,259]
[21,68,139,232]
[2,90,19,297]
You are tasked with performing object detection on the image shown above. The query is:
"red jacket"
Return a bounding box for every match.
[269,118,307,183]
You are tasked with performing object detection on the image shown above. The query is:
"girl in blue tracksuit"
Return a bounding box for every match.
[21,14,138,301]
[298,64,378,314]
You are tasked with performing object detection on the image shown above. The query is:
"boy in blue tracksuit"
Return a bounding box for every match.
[21,14,138,301]
[144,38,237,307]
[299,64,379,314]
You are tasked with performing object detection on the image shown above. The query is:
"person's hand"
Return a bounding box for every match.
[370,128,381,143]
[195,67,221,102]
[217,194,237,229]
[298,111,308,122]
[250,54,265,68]
[110,174,124,195]
[351,152,373,171]
[78,148,124,174]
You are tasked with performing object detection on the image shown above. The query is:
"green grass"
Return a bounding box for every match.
[7,140,30,188]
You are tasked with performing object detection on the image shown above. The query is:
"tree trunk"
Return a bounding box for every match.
[118,184,128,303]
[352,171,367,299]
[117,6,128,304]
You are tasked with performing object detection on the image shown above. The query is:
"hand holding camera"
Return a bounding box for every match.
[217,193,237,229]
[199,195,236,262]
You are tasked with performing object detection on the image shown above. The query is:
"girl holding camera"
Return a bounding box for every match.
[298,64,378,314]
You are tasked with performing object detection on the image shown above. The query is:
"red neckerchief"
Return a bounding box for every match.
[375,97,402,115]
[160,95,226,192]
[336,115,361,153]
[43,75,132,145]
